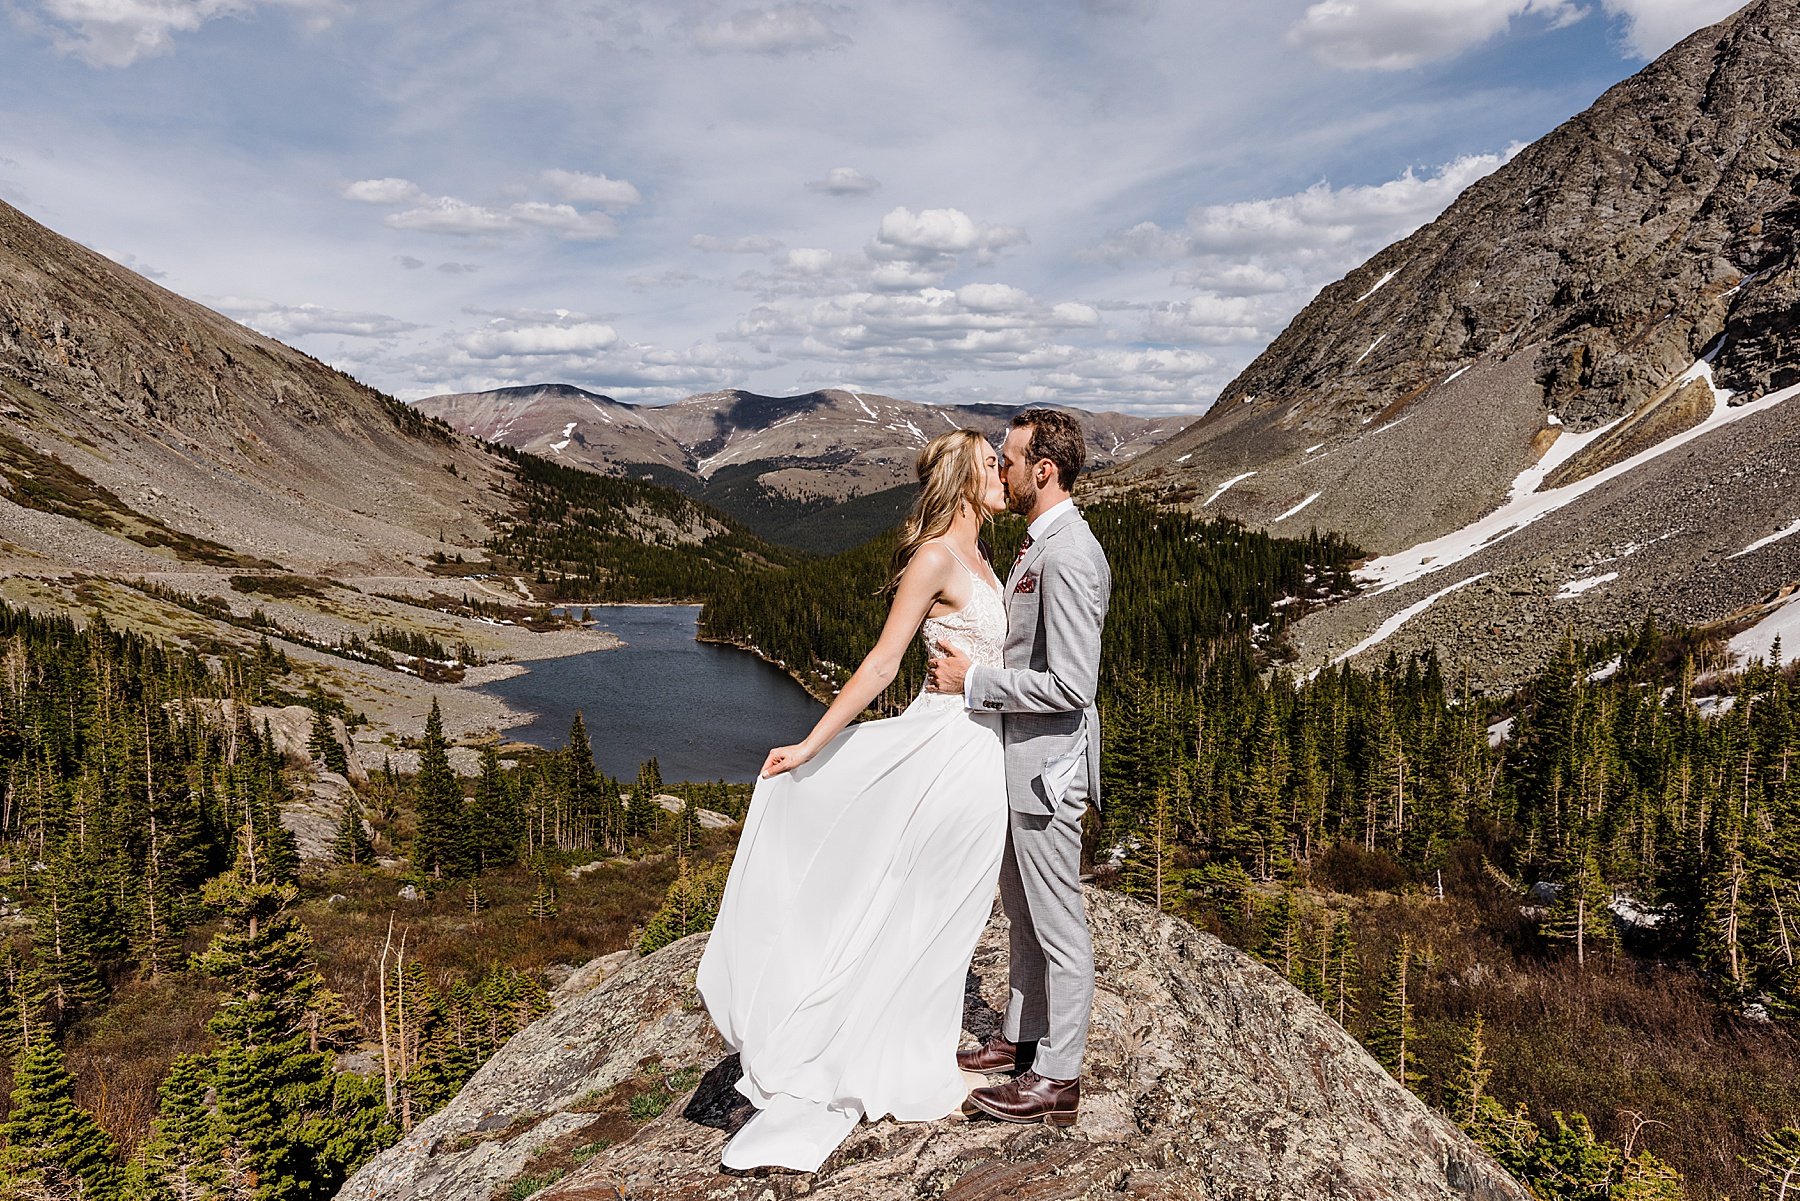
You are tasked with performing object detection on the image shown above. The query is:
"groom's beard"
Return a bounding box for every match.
[1005,475,1036,516]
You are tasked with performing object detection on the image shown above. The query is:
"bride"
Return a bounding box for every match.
[695,428,1010,1173]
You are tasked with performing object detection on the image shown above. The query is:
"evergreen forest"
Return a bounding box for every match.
[0,601,745,1199]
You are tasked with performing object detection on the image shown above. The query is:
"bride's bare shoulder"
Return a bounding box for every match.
[901,540,959,589]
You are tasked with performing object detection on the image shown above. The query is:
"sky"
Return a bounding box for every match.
[0,0,1747,414]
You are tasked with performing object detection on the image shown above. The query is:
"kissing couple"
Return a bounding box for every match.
[695,407,1113,1173]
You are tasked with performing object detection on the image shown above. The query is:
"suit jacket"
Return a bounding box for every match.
[965,505,1111,815]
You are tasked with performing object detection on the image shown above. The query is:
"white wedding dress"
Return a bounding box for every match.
[696,546,1008,1172]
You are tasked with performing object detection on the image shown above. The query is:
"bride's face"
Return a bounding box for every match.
[976,444,1005,515]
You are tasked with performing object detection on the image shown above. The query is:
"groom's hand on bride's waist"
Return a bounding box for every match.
[926,640,971,695]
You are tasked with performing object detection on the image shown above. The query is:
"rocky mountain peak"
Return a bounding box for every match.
[1198,0,1796,444]
[335,888,1524,1201]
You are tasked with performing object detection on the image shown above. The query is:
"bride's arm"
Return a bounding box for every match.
[759,543,955,778]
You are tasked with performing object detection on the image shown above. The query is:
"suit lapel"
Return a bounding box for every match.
[1007,506,1080,597]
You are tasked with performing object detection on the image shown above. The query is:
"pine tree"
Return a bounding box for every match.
[127,1051,226,1201]
[1258,889,1303,981]
[468,745,523,871]
[0,944,52,1057]
[1,1031,122,1200]
[675,789,701,859]
[1747,1127,1800,1201]
[1441,1013,1523,1154]
[528,861,559,924]
[32,839,109,1016]
[628,757,665,838]
[308,701,349,776]
[411,699,470,880]
[638,856,734,954]
[192,819,384,1200]
[1545,852,1619,968]
[1322,913,1358,1029]
[1365,937,1415,1088]
[332,793,375,866]
[562,712,601,851]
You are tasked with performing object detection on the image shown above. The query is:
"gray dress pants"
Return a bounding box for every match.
[997,786,1094,1080]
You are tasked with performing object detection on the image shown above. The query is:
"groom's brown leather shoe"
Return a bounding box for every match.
[966,1071,1080,1127]
[957,1034,1034,1074]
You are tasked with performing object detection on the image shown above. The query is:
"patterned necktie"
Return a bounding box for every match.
[1012,534,1034,570]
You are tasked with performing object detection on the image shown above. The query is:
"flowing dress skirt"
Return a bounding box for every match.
[695,690,1007,1172]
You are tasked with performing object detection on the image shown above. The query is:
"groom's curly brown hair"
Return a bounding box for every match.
[1011,407,1087,492]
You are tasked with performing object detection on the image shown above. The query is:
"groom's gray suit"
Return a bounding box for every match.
[964,501,1111,1080]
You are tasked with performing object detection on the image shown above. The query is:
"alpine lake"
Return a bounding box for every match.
[476,604,827,783]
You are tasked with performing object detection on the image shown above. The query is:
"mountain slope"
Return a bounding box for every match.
[1104,0,1800,682]
[418,384,1184,550]
[0,198,780,591]
[0,197,509,577]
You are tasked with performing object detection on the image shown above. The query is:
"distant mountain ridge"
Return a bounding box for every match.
[415,384,1183,551]
[1102,0,1800,686]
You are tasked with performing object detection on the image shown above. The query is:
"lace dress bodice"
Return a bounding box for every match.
[915,546,1007,712]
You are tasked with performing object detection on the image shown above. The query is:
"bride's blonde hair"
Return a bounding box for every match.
[886,428,991,596]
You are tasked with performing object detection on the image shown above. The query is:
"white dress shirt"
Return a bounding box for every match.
[961,497,1076,708]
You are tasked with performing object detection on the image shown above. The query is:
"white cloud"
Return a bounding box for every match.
[540,168,642,209]
[222,297,421,338]
[384,196,517,237]
[1599,0,1741,59]
[1094,150,1513,267]
[867,207,1027,264]
[394,254,425,270]
[625,268,700,290]
[1021,346,1223,410]
[1142,295,1273,346]
[341,177,426,205]
[29,0,339,67]
[955,282,1032,313]
[1089,149,1518,359]
[726,282,1190,407]
[509,201,619,241]
[456,319,619,358]
[805,166,881,196]
[691,233,786,254]
[691,2,850,54]
[354,187,624,241]
[1289,0,1584,71]
[780,248,837,274]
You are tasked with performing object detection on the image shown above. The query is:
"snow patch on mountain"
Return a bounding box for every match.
[1205,472,1256,507]
[1359,364,1800,596]
[1356,269,1401,304]
[1274,492,1323,522]
[1731,592,1800,667]
[1556,572,1619,599]
[1729,518,1800,560]
[1320,573,1490,673]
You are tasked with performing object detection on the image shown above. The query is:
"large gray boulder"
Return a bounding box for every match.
[335,888,1524,1201]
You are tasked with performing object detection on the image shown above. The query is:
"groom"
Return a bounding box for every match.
[926,407,1111,1128]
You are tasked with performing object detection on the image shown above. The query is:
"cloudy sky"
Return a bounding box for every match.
[0,0,1745,414]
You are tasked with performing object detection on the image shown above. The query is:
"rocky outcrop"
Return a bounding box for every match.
[335,888,1525,1201]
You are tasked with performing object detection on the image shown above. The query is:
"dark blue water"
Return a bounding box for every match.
[477,605,826,783]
